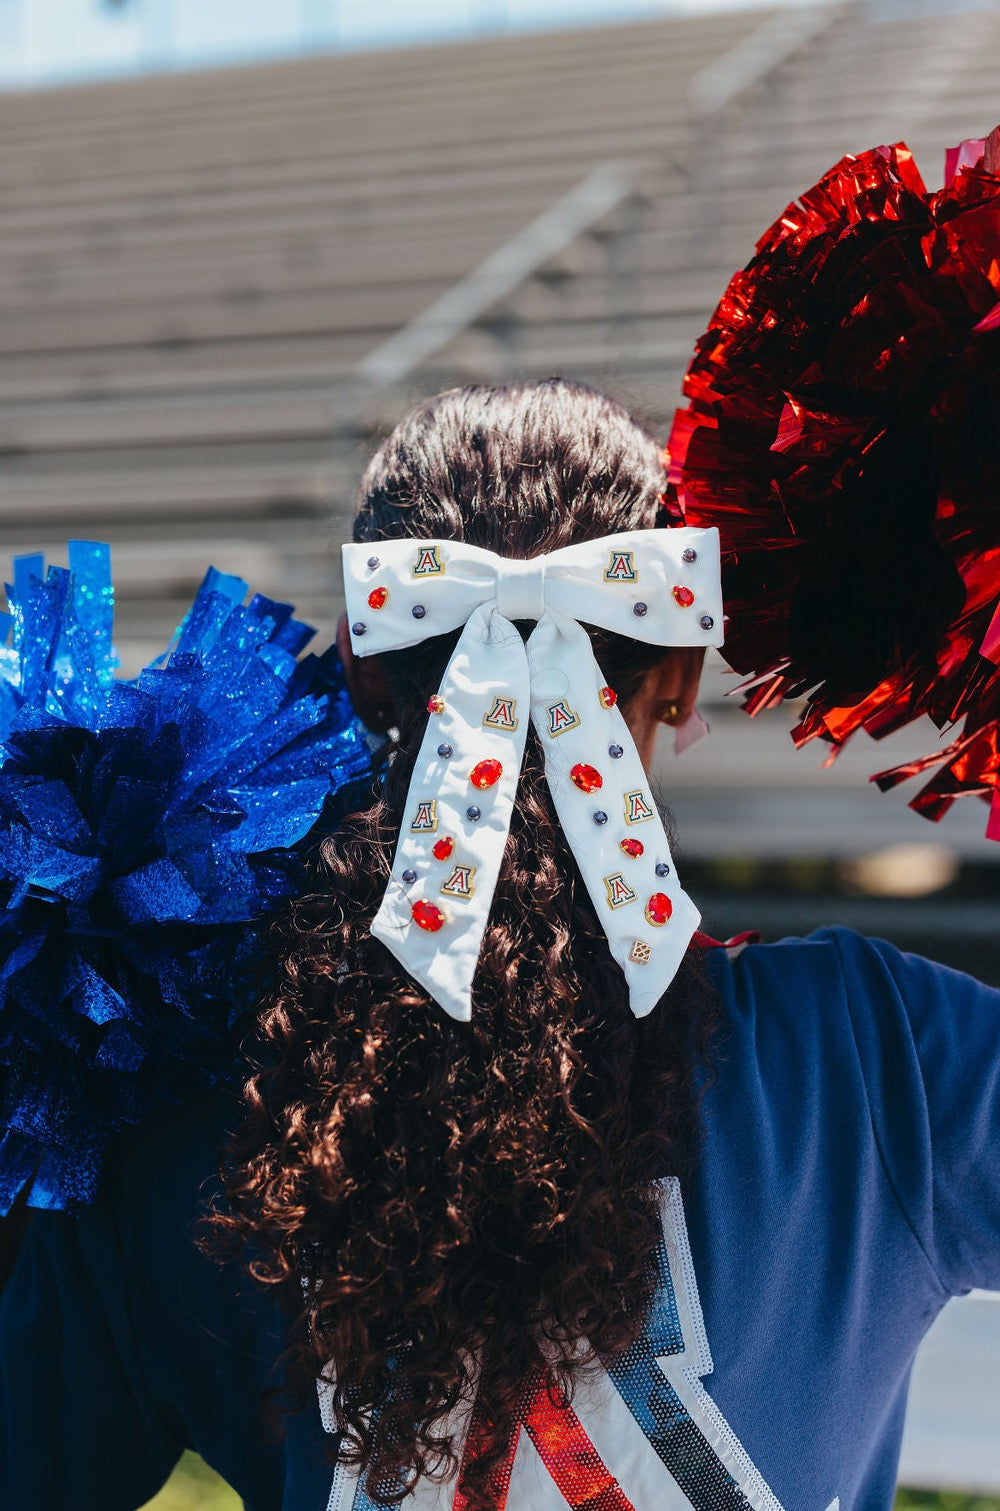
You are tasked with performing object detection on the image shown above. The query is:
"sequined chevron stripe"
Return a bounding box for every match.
[453,1369,636,1511]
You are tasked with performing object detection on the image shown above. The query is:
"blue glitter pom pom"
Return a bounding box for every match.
[0,544,372,1213]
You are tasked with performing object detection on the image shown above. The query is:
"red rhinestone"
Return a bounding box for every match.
[432,835,454,861]
[427,694,445,715]
[469,758,503,790]
[570,763,603,793]
[599,686,618,708]
[620,838,644,859]
[645,892,673,926]
[412,899,446,932]
[672,585,695,608]
[367,586,388,610]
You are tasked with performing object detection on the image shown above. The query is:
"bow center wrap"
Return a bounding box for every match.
[494,557,546,622]
[342,530,724,1023]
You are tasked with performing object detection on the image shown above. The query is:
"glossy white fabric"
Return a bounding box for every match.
[342,530,724,1022]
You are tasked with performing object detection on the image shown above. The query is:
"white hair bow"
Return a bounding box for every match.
[342,529,724,1023]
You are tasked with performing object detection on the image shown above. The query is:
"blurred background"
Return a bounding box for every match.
[0,0,997,1503]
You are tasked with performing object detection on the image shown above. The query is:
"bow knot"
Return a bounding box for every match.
[343,530,723,1023]
[494,557,546,622]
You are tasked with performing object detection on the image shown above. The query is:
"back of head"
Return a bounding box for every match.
[215,378,716,1507]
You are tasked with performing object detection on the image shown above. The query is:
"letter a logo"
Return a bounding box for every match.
[604,872,637,909]
[410,799,438,833]
[441,864,476,900]
[546,699,581,737]
[412,545,444,578]
[604,549,637,583]
[624,789,655,825]
[482,696,519,732]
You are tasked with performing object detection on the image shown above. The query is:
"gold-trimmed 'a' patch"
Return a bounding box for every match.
[604,549,637,583]
[440,863,476,900]
[546,699,580,737]
[623,790,655,825]
[604,872,637,909]
[482,695,518,732]
[410,799,438,832]
[411,545,445,577]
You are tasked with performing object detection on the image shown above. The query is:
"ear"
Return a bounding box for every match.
[645,645,706,725]
[336,613,397,733]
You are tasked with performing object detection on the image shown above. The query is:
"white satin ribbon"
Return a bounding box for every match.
[342,530,724,1022]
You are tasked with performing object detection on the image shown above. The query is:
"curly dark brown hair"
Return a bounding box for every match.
[210,379,718,1508]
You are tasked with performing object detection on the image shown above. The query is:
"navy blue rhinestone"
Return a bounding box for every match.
[351,621,366,636]
[466,804,482,821]
[682,547,697,564]
[633,601,648,617]
[700,614,714,631]
[367,555,380,570]
[655,862,671,877]
[401,868,417,885]
[437,743,453,759]
[593,810,608,826]
[608,743,624,759]
[412,604,426,620]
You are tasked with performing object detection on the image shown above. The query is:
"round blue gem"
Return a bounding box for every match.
[682,547,697,564]
[412,604,426,619]
[593,810,608,826]
[367,555,380,570]
[401,868,417,885]
[351,621,366,636]
[700,614,714,631]
[437,743,453,759]
[608,743,624,759]
[655,862,670,877]
[633,601,648,617]
[466,805,482,821]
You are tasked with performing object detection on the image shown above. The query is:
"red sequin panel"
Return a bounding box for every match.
[453,1370,636,1511]
[522,1377,636,1511]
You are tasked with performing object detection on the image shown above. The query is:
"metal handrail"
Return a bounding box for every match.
[688,3,838,117]
[342,3,842,413]
[353,161,638,394]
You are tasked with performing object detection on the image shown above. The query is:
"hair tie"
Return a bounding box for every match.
[342,529,724,1022]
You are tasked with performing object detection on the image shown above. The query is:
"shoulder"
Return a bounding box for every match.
[701,924,988,1042]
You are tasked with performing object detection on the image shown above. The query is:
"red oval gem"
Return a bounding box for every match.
[469,758,502,789]
[599,686,618,708]
[432,835,455,861]
[672,585,695,608]
[427,694,445,715]
[367,586,388,610]
[412,899,446,932]
[620,838,644,859]
[645,892,673,926]
[570,763,603,793]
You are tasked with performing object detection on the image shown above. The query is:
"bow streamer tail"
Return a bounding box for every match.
[372,606,530,1022]
[526,611,699,1018]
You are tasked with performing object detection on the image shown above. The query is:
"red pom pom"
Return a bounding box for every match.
[667,134,1000,834]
